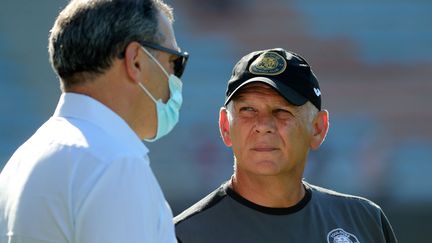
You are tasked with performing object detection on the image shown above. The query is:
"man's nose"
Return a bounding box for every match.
[254,113,276,134]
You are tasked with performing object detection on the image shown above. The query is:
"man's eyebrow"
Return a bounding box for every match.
[233,96,298,110]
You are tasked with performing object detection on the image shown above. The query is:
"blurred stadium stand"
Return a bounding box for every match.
[1,0,431,241]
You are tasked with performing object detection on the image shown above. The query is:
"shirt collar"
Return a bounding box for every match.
[53,92,149,156]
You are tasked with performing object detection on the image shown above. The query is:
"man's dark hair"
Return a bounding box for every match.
[48,0,173,89]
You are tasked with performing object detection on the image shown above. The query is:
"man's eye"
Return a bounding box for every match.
[238,107,256,117]
[239,107,255,112]
[274,109,293,119]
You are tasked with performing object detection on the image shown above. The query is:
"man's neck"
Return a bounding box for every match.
[230,172,305,208]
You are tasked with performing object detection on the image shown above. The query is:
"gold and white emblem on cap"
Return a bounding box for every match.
[249,51,287,75]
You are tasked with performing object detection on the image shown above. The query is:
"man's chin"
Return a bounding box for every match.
[249,160,282,176]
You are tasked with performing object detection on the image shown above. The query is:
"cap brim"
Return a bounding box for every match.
[224,77,308,106]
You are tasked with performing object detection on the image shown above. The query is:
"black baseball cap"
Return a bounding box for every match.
[224,48,322,110]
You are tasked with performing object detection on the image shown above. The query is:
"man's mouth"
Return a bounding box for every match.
[251,147,278,152]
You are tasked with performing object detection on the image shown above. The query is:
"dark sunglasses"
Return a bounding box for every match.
[119,41,189,78]
[140,41,189,78]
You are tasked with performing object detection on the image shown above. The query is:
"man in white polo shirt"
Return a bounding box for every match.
[0,0,189,242]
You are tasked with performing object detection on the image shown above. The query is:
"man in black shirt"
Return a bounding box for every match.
[174,48,397,243]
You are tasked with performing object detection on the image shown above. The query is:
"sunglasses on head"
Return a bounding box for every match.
[139,41,189,78]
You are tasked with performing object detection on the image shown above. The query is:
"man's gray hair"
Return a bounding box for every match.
[48,0,173,89]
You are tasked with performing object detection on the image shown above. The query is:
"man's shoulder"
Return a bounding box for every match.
[306,181,382,211]
[174,183,229,226]
[42,116,145,161]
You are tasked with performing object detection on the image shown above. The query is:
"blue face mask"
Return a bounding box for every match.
[138,47,183,142]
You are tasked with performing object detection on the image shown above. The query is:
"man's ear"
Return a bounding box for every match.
[310,110,329,150]
[219,107,232,147]
[123,41,148,84]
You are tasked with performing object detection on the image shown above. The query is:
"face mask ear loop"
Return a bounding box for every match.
[138,82,158,104]
[141,46,170,78]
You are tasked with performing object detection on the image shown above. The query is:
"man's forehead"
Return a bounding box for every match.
[232,82,295,106]
[235,82,281,98]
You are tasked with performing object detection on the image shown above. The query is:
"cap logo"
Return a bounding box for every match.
[249,51,286,76]
[314,88,321,97]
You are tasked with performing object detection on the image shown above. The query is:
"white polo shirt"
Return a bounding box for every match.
[0,93,176,243]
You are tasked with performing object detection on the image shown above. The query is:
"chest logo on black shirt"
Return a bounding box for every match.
[327,228,360,243]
